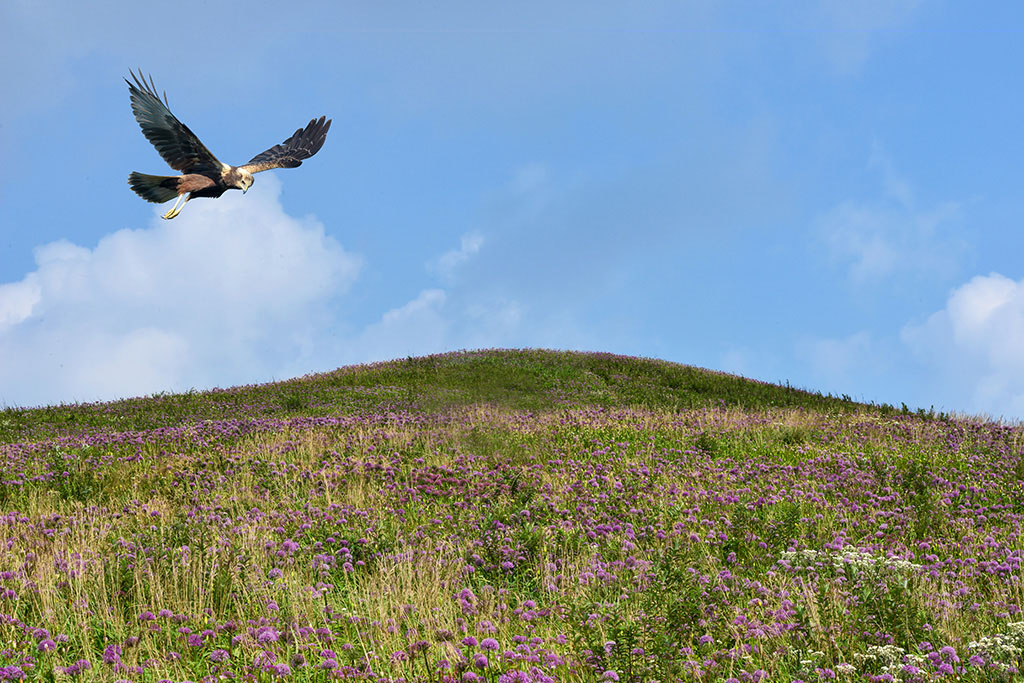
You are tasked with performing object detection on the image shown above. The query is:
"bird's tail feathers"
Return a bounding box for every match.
[128,172,180,203]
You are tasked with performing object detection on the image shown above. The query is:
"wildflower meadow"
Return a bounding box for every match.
[0,349,1021,682]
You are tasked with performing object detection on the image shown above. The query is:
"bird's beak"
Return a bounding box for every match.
[243,187,248,194]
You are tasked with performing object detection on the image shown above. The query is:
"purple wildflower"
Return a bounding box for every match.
[257,627,280,643]
[102,644,122,666]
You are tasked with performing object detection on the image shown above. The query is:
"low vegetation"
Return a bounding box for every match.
[0,349,1019,682]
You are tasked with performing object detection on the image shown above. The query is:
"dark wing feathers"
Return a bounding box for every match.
[126,70,224,175]
[240,116,331,174]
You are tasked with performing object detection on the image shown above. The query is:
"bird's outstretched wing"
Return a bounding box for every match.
[126,70,224,175]
[240,116,332,174]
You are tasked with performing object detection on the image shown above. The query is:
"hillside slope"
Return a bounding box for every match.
[1,348,877,444]
[0,349,1019,683]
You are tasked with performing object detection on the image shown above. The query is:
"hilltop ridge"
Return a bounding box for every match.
[1,349,896,444]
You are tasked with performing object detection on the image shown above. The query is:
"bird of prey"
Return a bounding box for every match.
[126,70,331,219]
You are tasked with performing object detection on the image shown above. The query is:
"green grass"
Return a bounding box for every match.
[0,349,893,444]
[0,349,1017,683]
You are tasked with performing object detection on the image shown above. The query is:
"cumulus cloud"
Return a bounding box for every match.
[902,273,1024,417]
[347,289,449,363]
[0,175,361,407]
[430,232,484,282]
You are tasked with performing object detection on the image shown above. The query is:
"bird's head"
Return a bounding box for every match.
[237,170,254,193]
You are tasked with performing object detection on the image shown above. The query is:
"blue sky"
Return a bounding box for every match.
[3,2,1024,418]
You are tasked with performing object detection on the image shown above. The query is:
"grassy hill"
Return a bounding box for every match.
[0,349,1020,682]
[1,349,884,444]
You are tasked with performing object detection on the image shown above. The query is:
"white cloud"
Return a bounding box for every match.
[0,279,40,328]
[0,175,361,407]
[430,232,484,282]
[902,273,1024,418]
[344,288,530,364]
[350,289,449,362]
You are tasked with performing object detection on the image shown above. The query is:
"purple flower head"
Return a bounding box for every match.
[462,636,479,648]
[601,671,620,682]
[138,611,156,621]
[939,646,960,663]
[474,653,489,669]
[62,660,91,677]
[38,639,56,652]
[481,637,499,651]
[102,644,122,665]
[257,627,280,643]
[210,649,230,663]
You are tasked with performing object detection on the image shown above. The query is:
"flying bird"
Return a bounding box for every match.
[126,70,331,219]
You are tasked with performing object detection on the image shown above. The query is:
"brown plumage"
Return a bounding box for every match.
[126,70,331,219]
